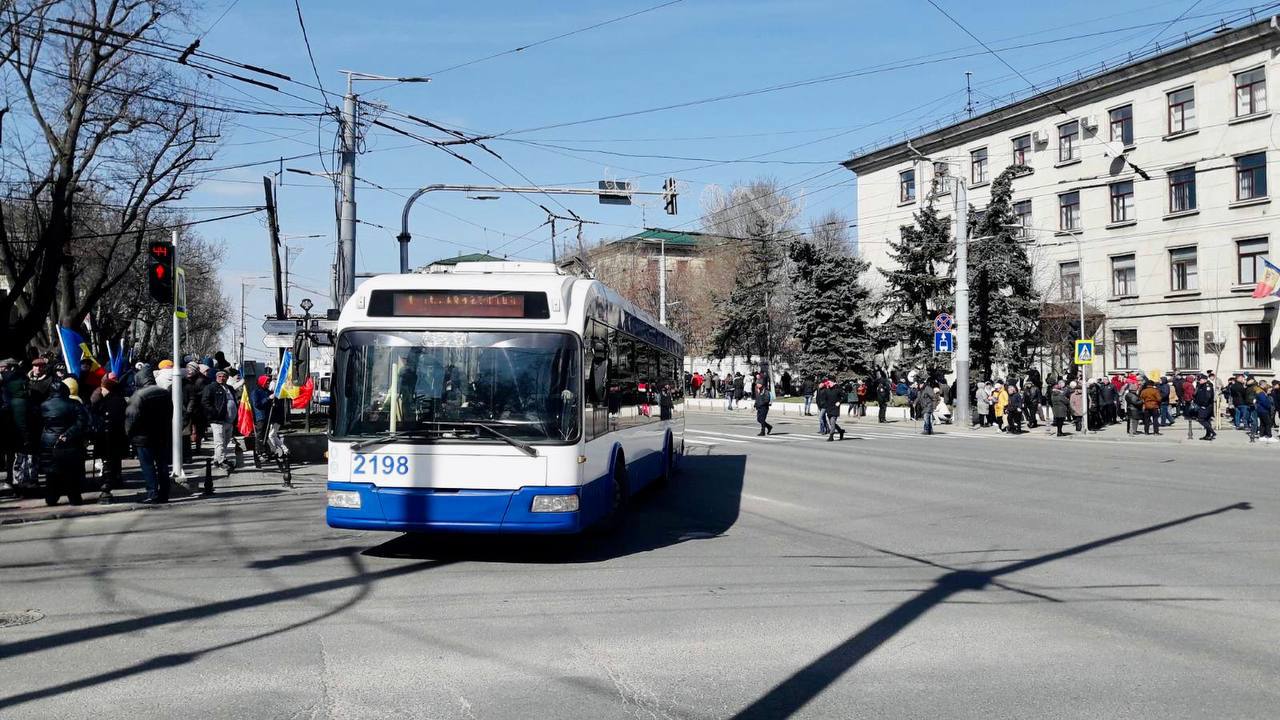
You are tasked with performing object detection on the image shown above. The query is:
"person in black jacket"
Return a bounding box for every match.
[90,376,128,498]
[874,372,891,423]
[818,377,846,441]
[202,369,238,472]
[1194,376,1217,440]
[40,381,89,506]
[126,369,174,504]
[800,376,816,416]
[753,384,773,436]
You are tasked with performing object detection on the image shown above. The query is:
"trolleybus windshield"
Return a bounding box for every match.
[333,330,581,444]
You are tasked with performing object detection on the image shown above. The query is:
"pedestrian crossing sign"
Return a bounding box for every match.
[1074,339,1094,365]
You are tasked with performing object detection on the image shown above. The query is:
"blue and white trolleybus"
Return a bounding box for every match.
[325,261,685,533]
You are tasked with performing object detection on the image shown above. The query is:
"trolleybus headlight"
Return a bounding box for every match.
[328,490,362,509]
[531,494,579,513]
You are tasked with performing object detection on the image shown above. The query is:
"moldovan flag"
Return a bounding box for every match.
[1252,258,1280,299]
[236,385,255,436]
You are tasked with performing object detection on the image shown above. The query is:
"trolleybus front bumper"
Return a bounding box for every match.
[325,481,603,533]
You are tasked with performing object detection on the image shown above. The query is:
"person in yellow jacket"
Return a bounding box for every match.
[994,382,1010,432]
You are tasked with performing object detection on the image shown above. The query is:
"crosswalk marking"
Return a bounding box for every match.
[687,429,802,442]
[685,438,743,446]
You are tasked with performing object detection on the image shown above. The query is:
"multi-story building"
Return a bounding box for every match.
[845,17,1279,378]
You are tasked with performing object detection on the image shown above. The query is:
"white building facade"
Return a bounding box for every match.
[845,18,1280,379]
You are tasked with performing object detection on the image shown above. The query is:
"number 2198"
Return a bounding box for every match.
[352,454,409,476]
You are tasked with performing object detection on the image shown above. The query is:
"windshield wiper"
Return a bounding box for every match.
[444,421,538,458]
[349,429,436,451]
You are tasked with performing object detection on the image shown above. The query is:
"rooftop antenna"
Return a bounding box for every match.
[964,71,974,117]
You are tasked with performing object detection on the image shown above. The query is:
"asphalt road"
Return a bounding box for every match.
[1,412,1278,719]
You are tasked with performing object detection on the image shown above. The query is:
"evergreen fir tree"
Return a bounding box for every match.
[788,239,876,377]
[877,199,954,373]
[967,165,1041,380]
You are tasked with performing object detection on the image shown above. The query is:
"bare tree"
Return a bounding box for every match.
[0,0,219,357]
[808,209,852,255]
[702,178,799,364]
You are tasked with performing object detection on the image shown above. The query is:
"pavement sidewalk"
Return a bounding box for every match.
[0,454,325,526]
[687,402,1273,447]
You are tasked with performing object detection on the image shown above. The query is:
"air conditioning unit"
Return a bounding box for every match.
[1204,331,1217,344]
[1081,115,1099,130]
[1031,130,1048,146]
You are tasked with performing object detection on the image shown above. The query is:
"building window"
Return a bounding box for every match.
[1168,87,1196,133]
[1112,254,1136,297]
[1113,329,1138,369]
[1058,191,1081,231]
[932,161,950,194]
[1238,237,1268,285]
[1236,152,1267,200]
[1058,120,1079,162]
[899,169,916,203]
[1168,167,1196,213]
[1171,326,1200,371]
[1109,104,1134,146]
[1110,181,1134,223]
[1170,247,1198,291]
[1012,134,1031,166]
[1059,261,1081,301]
[1240,323,1272,369]
[1235,67,1267,117]
[1012,199,1032,237]
[970,147,988,185]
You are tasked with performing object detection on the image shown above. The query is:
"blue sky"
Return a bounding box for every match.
[183,0,1274,360]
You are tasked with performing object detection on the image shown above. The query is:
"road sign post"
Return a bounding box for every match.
[1074,339,1094,435]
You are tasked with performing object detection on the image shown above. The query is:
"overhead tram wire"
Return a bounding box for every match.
[358,0,685,93]
[850,2,1280,155]
[291,0,337,178]
[484,5,1280,139]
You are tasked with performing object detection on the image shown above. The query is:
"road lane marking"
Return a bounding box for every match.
[742,493,812,511]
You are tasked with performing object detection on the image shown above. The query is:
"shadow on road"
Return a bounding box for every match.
[729,501,1253,720]
[362,452,747,564]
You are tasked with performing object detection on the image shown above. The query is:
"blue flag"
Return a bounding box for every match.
[57,326,85,378]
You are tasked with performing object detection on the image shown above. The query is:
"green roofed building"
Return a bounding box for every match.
[416,252,505,272]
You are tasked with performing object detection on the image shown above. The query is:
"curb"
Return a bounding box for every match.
[0,467,326,527]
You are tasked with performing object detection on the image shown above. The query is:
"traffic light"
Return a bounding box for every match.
[146,240,174,304]
[663,177,678,216]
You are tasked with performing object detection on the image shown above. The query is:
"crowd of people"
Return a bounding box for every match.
[685,364,1277,443]
[1,351,295,506]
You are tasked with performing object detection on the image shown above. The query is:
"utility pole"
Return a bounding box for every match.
[239,281,247,368]
[338,75,357,304]
[263,177,285,319]
[952,176,971,428]
[549,214,557,263]
[658,235,667,325]
[170,229,185,483]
